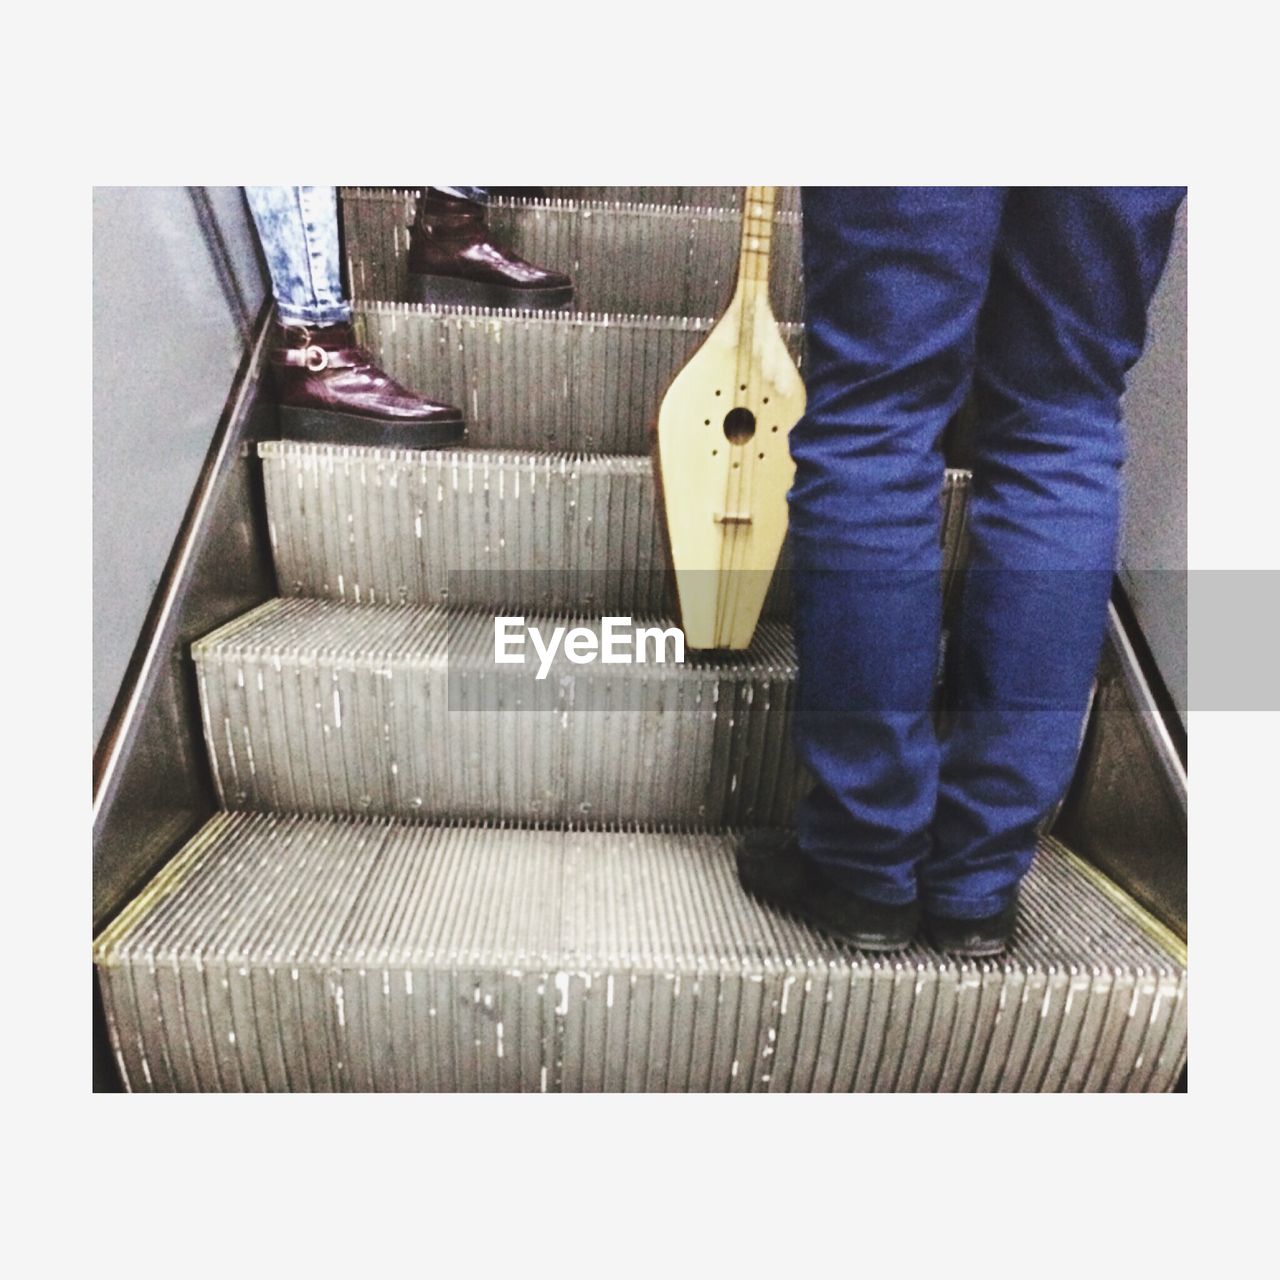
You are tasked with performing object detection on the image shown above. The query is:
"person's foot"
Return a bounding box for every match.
[922,896,1019,957]
[736,830,918,952]
[406,189,574,311]
[270,322,465,448]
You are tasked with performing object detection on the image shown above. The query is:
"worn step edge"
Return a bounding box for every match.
[93,813,1187,1093]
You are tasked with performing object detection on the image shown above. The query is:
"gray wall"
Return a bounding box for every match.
[1120,199,1188,721]
[93,187,268,747]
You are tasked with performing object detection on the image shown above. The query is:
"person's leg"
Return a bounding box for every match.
[243,186,464,447]
[782,187,1006,906]
[244,186,350,327]
[923,187,1185,936]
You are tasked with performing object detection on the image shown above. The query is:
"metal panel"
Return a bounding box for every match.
[1053,604,1188,935]
[1119,199,1187,722]
[93,307,280,932]
[341,190,805,322]
[94,815,1188,1093]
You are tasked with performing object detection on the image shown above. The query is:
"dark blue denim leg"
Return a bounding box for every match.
[243,186,351,327]
[789,187,1006,904]
[923,187,1185,917]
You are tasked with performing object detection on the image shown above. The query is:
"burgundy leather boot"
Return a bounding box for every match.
[271,322,464,448]
[406,189,573,310]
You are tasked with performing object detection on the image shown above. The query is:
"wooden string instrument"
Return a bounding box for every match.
[655,185,805,649]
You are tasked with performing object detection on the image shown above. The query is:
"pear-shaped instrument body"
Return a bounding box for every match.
[655,187,805,649]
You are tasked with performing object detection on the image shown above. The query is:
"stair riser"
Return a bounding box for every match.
[342,190,806,320]
[352,305,803,455]
[264,444,669,614]
[95,816,1189,1093]
[264,443,972,616]
[106,958,1185,1093]
[195,605,804,826]
[544,187,803,214]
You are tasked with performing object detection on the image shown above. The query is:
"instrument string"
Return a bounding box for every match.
[713,185,753,645]
[721,187,756,644]
[722,185,774,645]
[718,185,760,644]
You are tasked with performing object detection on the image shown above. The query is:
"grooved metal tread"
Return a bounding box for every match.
[542,186,802,214]
[93,812,1188,1092]
[341,190,805,321]
[262,439,973,614]
[193,597,806,826]
[350,303,803,454]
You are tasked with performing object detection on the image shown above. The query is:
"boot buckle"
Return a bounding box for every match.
[304,345,330,373]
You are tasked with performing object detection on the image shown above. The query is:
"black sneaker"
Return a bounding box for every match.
[736,830,918,952]
[923,896,1019,957]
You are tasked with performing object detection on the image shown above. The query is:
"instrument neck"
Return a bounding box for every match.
[736,185,778,307]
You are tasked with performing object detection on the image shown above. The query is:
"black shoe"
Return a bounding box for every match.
[923,896,1019,957]
[736,830,918,952]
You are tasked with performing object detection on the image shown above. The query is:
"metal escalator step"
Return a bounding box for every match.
[192,598,806,826]
[93,813,1188,1092]
[542,186,802,215]
[341,190,805,320]
[350,303,803,455]
[262,441,974,614]
[262,443,667,613]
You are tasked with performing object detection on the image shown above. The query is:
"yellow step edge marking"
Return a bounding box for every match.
[91,816,231,963]
[1044,835,1188,966]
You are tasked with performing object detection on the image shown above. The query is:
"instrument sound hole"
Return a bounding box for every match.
[723,407,756,444]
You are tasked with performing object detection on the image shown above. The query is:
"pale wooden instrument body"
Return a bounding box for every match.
[655,186,805,649]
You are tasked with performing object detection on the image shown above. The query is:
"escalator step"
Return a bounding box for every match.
[193,598,806,826]
[341,190,805,320]
[542,186,803,214]
[263,441,973,615]
[93,812,1188,1093]
[351,303,802,455]
[346,299,963,466]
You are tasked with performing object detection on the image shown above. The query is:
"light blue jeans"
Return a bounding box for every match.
[245,186,489,327]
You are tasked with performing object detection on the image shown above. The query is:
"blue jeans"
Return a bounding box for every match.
[790,187,1184,917]
[244,186,490,327]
